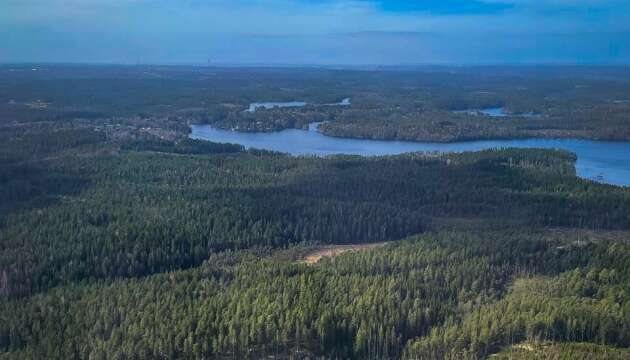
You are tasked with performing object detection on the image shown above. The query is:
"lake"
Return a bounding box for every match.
[479,107,507,117]
[190,123,630,187]
[454,107,540,118]
[247,98,351,112]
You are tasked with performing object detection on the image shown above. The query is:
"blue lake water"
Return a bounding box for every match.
[454,107,540,118]
[247,98,351,112]
[190,123,630,187]
[480,107,507,117]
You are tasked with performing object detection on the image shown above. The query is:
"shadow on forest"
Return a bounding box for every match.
[0,163,90,223]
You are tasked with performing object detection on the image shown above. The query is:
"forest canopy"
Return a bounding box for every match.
[1,65,630,359]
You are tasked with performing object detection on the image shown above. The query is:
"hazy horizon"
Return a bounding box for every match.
[4,62,630,67]
[3,1,630,65]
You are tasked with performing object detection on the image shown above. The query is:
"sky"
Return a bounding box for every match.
[2,0,630,65]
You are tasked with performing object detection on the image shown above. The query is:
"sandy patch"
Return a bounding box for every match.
[300,242,390,265]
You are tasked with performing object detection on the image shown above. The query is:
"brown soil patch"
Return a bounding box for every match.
[300,242,390,265]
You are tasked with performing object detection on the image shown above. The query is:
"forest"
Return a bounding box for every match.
[1,65,630,359]
[194,66,630,142]
[4,65,630,142]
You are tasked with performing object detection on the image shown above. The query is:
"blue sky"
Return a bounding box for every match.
[2,0,630,64]
[366,0,512,14]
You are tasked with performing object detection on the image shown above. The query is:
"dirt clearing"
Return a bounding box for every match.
[300,242,390,265]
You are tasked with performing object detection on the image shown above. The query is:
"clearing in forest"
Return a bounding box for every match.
[300,242,390,265]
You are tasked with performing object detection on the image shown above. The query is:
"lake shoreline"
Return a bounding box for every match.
[315,127,625,144]
[190,123,630,187]
[195,120,630,145]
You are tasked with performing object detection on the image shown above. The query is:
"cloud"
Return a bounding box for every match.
[1,0,629,64]
[304,0,514,14]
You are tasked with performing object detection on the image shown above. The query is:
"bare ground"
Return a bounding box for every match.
[299,242,390,265]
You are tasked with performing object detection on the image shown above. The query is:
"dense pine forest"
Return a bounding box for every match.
[1,65,630,359]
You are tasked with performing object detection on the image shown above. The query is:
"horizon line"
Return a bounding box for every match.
[3,61,630,69]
